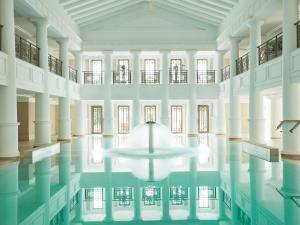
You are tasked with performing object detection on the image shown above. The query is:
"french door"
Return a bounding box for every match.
[144,105,156,122]
[91,106,103,134]
[171,105,183,133]
[118,106,130,134]
[198,105,209,133]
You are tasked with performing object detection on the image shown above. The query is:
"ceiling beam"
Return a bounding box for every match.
[180,0,230,14]
[201,0,235,10]
[68,0,119,16]
[155,1,220,26]
[63,0,100,11]
[76,0,143,25]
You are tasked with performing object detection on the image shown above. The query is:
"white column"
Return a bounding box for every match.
[103,51,113,136]
[281,1,300,224]
[187,50,197,139]
[58,38,71,140]
[269,95,282,139]
[216,50,226,135]
[161,50,170,126]
[34,19,51,146]
[132,50,141,127]
[74,51,85,136]
[189,157,197,220]
[0,0,19,157]
[228,37,241,139]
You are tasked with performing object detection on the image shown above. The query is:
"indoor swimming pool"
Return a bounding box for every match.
[0,131,291,225]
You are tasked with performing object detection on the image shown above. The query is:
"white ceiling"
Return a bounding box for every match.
[59,0,240,28]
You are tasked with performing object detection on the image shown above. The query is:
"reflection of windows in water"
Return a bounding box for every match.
[197,186,217,208]
[142,186,161,206]
[169,186,189,205]
[222,191,231,210]
[84,188,104,209]
[113,187,133,207]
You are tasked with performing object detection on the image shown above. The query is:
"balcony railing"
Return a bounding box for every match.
[169,70,188,84]
[83,71,103,85]
[197,70,215,84]
[48,54,62,76]
[113,70,131,84]
[258,32,283,65]
[295,21,300,48]
[69,67,78,83]
[141,70,160,84]
[236,53,249,75]
[15,34,40,66]
[221,65,230,81]
[0,24,3,51]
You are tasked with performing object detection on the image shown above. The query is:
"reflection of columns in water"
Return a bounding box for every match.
[189,156,197,220]
[35,158,51,224]
[59,142,71,225]
[134,181,141,220]
[162,178,170,220]
[103,136,113,222]
[228,141,241,225]
[0,163,19,225]
[217,137,226,220]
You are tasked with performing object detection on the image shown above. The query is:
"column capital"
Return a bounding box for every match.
[229,36,242,45]
[186,49,197,56]
[130,50,141,56]
[216,49,227,56]
[160,49,171,55]
[31,17,49,28]
[246,18,264,29]
[57,37,69,47]
[102,50,113,56]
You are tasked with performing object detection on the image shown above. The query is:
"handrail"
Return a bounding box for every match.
[236,52,249,75]
[83,71,104,85]
[48,54,62,76]
[113,69,131,84]
[141,70,160,84]
[295,21,300,48]
[258,32,283,65]
[169,69,188,84]
[69,66,78,83]
[0,24,3,51]
[15,34,40,66]
[196,70,215,84]
[221,65,230,81]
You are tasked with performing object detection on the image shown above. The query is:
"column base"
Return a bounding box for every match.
[0,122,19,158]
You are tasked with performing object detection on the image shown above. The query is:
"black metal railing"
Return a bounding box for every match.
[169,70,188,83]
[196,70,215,84]
[113,70,131,84]
[83,71,104,85]
[48,54,62,76]
[221,65,230,81]
[236,53,249,75]
[69,66,78,83]
[295,21,300,48]
[141,70,160,84]
[15,34,40,66]
[0,24,3,51]
[258,32,283,65]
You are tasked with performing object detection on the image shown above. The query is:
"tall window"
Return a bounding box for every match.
[144,105,156,122]
[91,106,103,134]
[116,59,130,83]
[198,105,209,133]
[171,105,183,133]
[118,106,130,134]
[143,59,158,83]
[197,59,208,71]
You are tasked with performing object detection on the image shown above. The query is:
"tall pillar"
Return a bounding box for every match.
[269,95,282,139]
[161,50,170,126]
[34,19,51,146]
[281,1,300,224]
[58,38,71,140]
[74,51,85,136]
[132,50,141,128]
[35,158,51,224]
[103,51,113,136]
[0,0,19,157]
[228,37,241,139]
[187,50,197,144]
[0,163,19,225]
[216,50,226,135]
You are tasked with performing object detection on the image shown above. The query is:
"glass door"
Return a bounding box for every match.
[171,105,183,133]
[198,105,209,133]
[91,106,103,134]
[118,59,130,83]
[118,106,130,134]
[170,59,182,83]
[144,105,156,122]
[144,59,156,83]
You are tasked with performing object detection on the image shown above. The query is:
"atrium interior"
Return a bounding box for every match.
[0,0,300,225]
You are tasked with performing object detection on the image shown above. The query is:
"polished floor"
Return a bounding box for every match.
[0,134,285,225]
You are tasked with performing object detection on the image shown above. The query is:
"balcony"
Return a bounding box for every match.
[0,24,3,51]
[196,70,215,84]
[236,53,249,75]
[48,54,62,76]
[221,65,230,81]
[83,71,103,85]
[295,21,300,48]
[141,70,160,84]
[258,32,283,65]
[113,70,131,84]
[69,66,78,83]
[15,34,40,67]
[169,70,188,84]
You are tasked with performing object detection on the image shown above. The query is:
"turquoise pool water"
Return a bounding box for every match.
[0,135,293,225]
